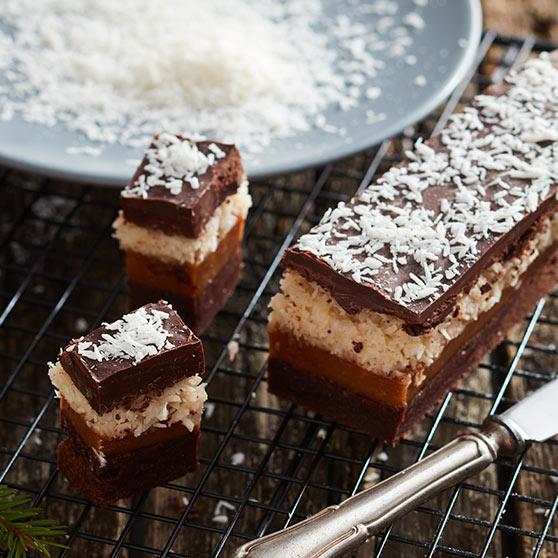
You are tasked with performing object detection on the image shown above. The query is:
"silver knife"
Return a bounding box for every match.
[233,377,558,558]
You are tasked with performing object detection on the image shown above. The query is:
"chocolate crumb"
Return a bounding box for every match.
[352,341,363,353]
[480,283,491,294]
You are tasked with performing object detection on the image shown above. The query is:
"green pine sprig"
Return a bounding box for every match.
[0,485,67,558]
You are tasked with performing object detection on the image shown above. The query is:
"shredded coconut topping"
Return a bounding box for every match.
[72,305,175,364]
[0,0,428,155]
[123,134,226,197]
[295,52,558,307]
[49,362,206,439]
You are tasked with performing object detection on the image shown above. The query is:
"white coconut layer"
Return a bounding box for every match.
[49,362,207,439]
[269,211,558,382]
[113,179,252,265]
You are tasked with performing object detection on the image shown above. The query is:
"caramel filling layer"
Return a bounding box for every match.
[126,218,244,295]
[61,398,193,457]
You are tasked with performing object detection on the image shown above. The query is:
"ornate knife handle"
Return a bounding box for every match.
[233,420,522,558]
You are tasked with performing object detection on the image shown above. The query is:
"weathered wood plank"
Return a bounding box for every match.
[482,0,558,42]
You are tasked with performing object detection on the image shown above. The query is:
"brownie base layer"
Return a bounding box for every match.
[58,424,200,507]
[268,245,558,444]
[128,250,241,334]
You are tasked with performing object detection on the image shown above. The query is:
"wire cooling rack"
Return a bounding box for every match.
[1,33,557,558]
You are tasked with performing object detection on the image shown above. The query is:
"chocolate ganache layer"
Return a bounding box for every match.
[284,53,558,329]
[121,134,244,238]
[59,301,204,413]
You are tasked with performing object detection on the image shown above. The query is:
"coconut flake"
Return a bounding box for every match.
[227,340,240,362]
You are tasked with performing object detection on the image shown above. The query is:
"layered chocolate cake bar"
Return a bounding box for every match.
[268,52,558,443]
[113,133,252,333]
[49,301,207,506]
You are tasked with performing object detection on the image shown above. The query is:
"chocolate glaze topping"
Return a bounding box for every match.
[121,135,244,238]
[285,191,557,332]
[284,52,558,328]
[59,301,204,413]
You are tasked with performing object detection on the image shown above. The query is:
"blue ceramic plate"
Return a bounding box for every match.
[0,0,481,185]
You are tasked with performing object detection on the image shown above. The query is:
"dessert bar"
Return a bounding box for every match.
[49,301,207,506]
[113,133,252,333]
[268,52,558,443]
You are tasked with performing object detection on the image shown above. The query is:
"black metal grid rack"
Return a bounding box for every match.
[1,33,557,558]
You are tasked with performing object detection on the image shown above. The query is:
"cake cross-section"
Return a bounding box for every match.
[49,301,207,506]
[113,133,252,333]
[268,51,558,443]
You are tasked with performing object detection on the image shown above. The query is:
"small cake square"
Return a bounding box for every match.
[49,301,207,506]
[113,133,252,333]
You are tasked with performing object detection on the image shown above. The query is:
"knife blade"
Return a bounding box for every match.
[496,377,558,442]
[233,377,558,558]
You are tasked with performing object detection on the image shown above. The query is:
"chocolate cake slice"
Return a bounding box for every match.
[268,51,558,444]
[49,301,207,506]
[113,133,252,333]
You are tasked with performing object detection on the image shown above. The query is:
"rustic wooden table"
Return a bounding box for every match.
[483,0,558,42]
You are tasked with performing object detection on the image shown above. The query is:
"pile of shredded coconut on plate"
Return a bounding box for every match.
[0,0,427,156]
